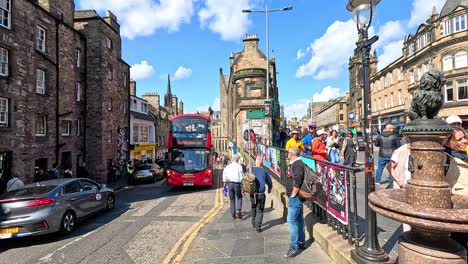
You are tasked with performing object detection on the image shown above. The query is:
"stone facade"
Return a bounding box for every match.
[0,0,87,183]
[219,34,280,146]
[143,93,171,160]
[130,95,156,162]
[315,96,348,131]
[74,10,130,183]
[351,1,468,131]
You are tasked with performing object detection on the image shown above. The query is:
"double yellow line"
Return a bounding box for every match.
[163,172,224,264]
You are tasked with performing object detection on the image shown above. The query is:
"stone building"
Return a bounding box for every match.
[219,34,280,146]
[141,76,182,160]
[74,10,130,182]
[130,95,156,162]
[0,1,130,185]
[0,0,87,183]
[348,42,378,132]
[352,0,468,131]
[315,96,348,131]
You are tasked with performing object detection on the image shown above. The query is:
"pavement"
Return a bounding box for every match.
[182,194,331,264]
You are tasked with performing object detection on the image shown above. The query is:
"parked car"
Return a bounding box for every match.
[129,164,164,185]
[356,132,366,150]
[156,159,169,168]
[0,178,114,239]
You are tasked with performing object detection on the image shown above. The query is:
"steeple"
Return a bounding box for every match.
[164,74,172,108]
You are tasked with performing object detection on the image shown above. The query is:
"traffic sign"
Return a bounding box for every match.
[247,110,265,119]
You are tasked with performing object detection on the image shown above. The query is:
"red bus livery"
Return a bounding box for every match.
[166,114,213,187]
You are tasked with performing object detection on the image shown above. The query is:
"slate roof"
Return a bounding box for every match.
[131,111,157,122]
[440,0,468,17]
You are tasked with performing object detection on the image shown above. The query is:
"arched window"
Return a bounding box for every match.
[455,51,468,69]
[443,55,453,71]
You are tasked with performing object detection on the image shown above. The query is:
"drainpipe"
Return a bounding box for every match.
[54,14,62,164]
[83,38,88,164]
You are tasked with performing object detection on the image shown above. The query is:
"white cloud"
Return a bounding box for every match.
[130,60,155,80]
[78,0,195,39]
[313,86,343,102]
[198,0,252,41]
[375,20,405,48]
[296,20,358,80]
[296,49,306,60]
[283,99,309,119]
[378,40,404,71]
[173,66,193,80]
[408,0,445,28]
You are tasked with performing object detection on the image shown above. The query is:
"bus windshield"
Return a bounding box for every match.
[168,149,210,173]
[172,116,208,134]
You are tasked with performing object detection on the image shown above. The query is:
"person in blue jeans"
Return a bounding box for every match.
[284,147,306,258]
[374,124,400,185]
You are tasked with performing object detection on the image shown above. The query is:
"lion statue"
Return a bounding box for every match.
[408,69,445,120]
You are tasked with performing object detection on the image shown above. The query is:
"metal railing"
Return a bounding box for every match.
[243,141,363,246]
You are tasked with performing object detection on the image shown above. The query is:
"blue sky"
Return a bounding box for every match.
[76,0,446,118]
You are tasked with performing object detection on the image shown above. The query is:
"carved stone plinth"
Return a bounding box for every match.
[369,119,468,263]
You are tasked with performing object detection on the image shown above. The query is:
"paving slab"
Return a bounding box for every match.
[182,195,332,263]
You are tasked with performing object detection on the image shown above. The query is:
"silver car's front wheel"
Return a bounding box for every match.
[60,211,76,234]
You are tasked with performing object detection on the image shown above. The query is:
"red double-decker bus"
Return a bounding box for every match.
[166,114,213,187]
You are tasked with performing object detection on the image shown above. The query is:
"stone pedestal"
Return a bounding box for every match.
[368,119,468,263]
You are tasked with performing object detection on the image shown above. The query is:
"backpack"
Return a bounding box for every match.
[242,170,257,194]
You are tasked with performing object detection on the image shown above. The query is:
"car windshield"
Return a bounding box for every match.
[0,186,56,199]
[135,165,152,171]
[169,149,210,173]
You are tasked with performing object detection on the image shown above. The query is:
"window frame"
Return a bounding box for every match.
[106,37,112,49]
[455,51,468,69]
[35,114,47,136]
[0,0,11,29]
[0,47,8,77]
[457,79,468,101]
[0,97,7,126]
[61,120,71,136]
[76,82,81,102]
[454,14,467,33]
[398,89,402,105]
[445,81,454,102]
[76,49,81,68]
[36,26,46,52]
[443,19,452,36]
[36,69,46,94]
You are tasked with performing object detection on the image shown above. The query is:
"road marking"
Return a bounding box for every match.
[163,176,224,264]
[38,229,97,263]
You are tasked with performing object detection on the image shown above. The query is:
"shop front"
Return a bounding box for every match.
[130,144,156,163]
[373,112,406,132]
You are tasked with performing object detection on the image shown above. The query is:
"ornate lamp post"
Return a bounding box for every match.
[242,2,292,145]
[347,0,389,263]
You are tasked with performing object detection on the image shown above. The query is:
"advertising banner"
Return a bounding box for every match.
[326,164,348,224]
[301,157,328,209]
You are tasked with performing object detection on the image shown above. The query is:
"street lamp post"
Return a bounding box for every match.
[242,2,292,145]
[346,0,389,263]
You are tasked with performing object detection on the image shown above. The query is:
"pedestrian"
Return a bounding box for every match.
[222,154,244,220]
[326,130,340,163]
[284,147,306,258]
[274,128,281,147]
[6,175,24,192]
[51,163,61,179]
[388,137,411,232]
[301,125,316,156]
[446,115,468,155]
[374,124,400,185]
[341,130,358,166]
[63,169,73,178]
[250,156,272,233]
[312,129,327,160]
[280,128,288,148]
[444,127,468,250]
[285,131,304,152]
[77,162,89,178]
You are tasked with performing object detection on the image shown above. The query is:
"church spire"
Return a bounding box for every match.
[166,74,172,96]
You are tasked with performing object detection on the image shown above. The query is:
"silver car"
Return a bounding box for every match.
[0,178,115,239]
